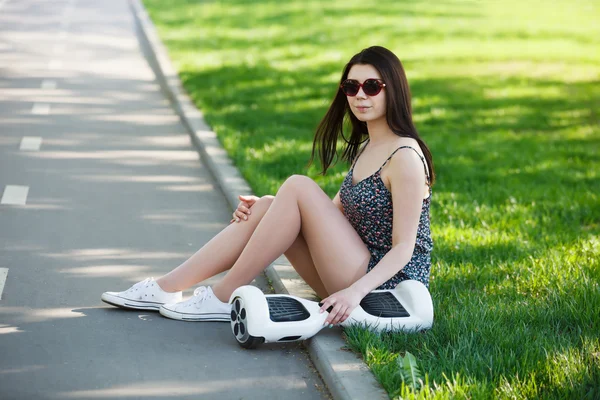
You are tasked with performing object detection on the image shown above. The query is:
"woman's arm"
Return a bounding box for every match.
[318,150,427,325]
[350,149,426,297]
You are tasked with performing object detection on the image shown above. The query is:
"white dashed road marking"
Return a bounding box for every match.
[53,44,66,55]
[31,103,51,114]
[1,185,29,205]
[20,137,42,151]
[48,60,63,69]
[0,269,8,300]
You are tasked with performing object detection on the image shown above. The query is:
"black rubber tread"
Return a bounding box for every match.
[238,335,265,349]
[266,297,310,322]
[360,292,410,318]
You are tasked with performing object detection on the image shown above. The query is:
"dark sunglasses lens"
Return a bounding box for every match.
[342,81,359,96]
[363,80,381,96]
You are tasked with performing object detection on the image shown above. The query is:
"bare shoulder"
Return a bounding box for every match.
[387,147,426,184]
[390,137,425,159]
[381,140,428,195]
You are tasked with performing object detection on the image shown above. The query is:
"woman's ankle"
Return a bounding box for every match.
[210,284,230,303]
[155,278,181,293]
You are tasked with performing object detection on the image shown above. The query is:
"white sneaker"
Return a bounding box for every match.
[101,278,182,311]
[159,286,230,322]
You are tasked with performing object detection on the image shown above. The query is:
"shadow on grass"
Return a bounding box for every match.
[175,59,600,233]
[177,62,345,194]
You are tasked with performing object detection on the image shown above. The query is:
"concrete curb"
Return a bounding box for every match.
[129,1,388,399]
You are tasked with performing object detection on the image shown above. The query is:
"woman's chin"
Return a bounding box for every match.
[352,112,386,124]
[353,115,375,123]
[352,113,370,122]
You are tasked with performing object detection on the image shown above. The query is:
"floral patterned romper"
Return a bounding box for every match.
[339,141,433,289]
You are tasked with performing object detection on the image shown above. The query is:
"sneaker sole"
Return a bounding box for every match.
[101,292,163,311]
[159,306,230,322]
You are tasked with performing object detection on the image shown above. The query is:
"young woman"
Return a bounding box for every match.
[101,45,435,327]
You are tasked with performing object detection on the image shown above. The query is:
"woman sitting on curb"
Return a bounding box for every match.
[101,45,435,327]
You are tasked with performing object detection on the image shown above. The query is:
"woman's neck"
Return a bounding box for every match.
[366,117,397,146]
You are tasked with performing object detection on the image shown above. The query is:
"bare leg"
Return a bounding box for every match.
[156,194,328,297]
[284,232,328,299]
[156,196,275,292]
[212,175,371,302]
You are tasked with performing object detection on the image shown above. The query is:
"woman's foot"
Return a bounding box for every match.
[159,286,230,322]
[101,277,182,311]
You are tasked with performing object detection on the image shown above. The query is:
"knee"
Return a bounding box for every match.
[251,195,274,214]
[282,175,315,192]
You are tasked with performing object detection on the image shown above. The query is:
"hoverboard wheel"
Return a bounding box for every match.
[230,296,265,349]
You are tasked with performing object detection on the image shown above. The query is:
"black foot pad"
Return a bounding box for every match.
[267,297,310,322]
[360,292,410,318]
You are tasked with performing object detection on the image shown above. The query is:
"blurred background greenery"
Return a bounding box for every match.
[143,0,599,398]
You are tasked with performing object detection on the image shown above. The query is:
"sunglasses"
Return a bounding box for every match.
[340,78,386,96]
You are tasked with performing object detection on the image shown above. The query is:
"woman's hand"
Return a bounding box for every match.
[230,195,260,223]
[319,286,364,326]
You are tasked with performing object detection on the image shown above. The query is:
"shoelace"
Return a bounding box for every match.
[189,286,210,308]
[125,277,152,294]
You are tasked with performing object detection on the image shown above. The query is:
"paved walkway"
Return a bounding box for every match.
[0,0,328,398]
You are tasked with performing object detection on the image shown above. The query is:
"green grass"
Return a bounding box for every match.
[142,0,600,397]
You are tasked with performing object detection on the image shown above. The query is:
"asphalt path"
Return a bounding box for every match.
[0,0,328,398]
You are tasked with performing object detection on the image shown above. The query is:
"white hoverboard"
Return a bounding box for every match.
[228,280,433,349]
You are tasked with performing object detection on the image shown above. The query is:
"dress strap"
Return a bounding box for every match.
[378,146,431,185]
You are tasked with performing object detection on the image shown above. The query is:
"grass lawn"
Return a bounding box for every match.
[142,0,599,398]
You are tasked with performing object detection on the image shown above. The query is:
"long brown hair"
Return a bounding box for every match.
[308,46,435,185]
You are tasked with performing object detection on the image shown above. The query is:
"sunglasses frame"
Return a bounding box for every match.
[340,78,386,96]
